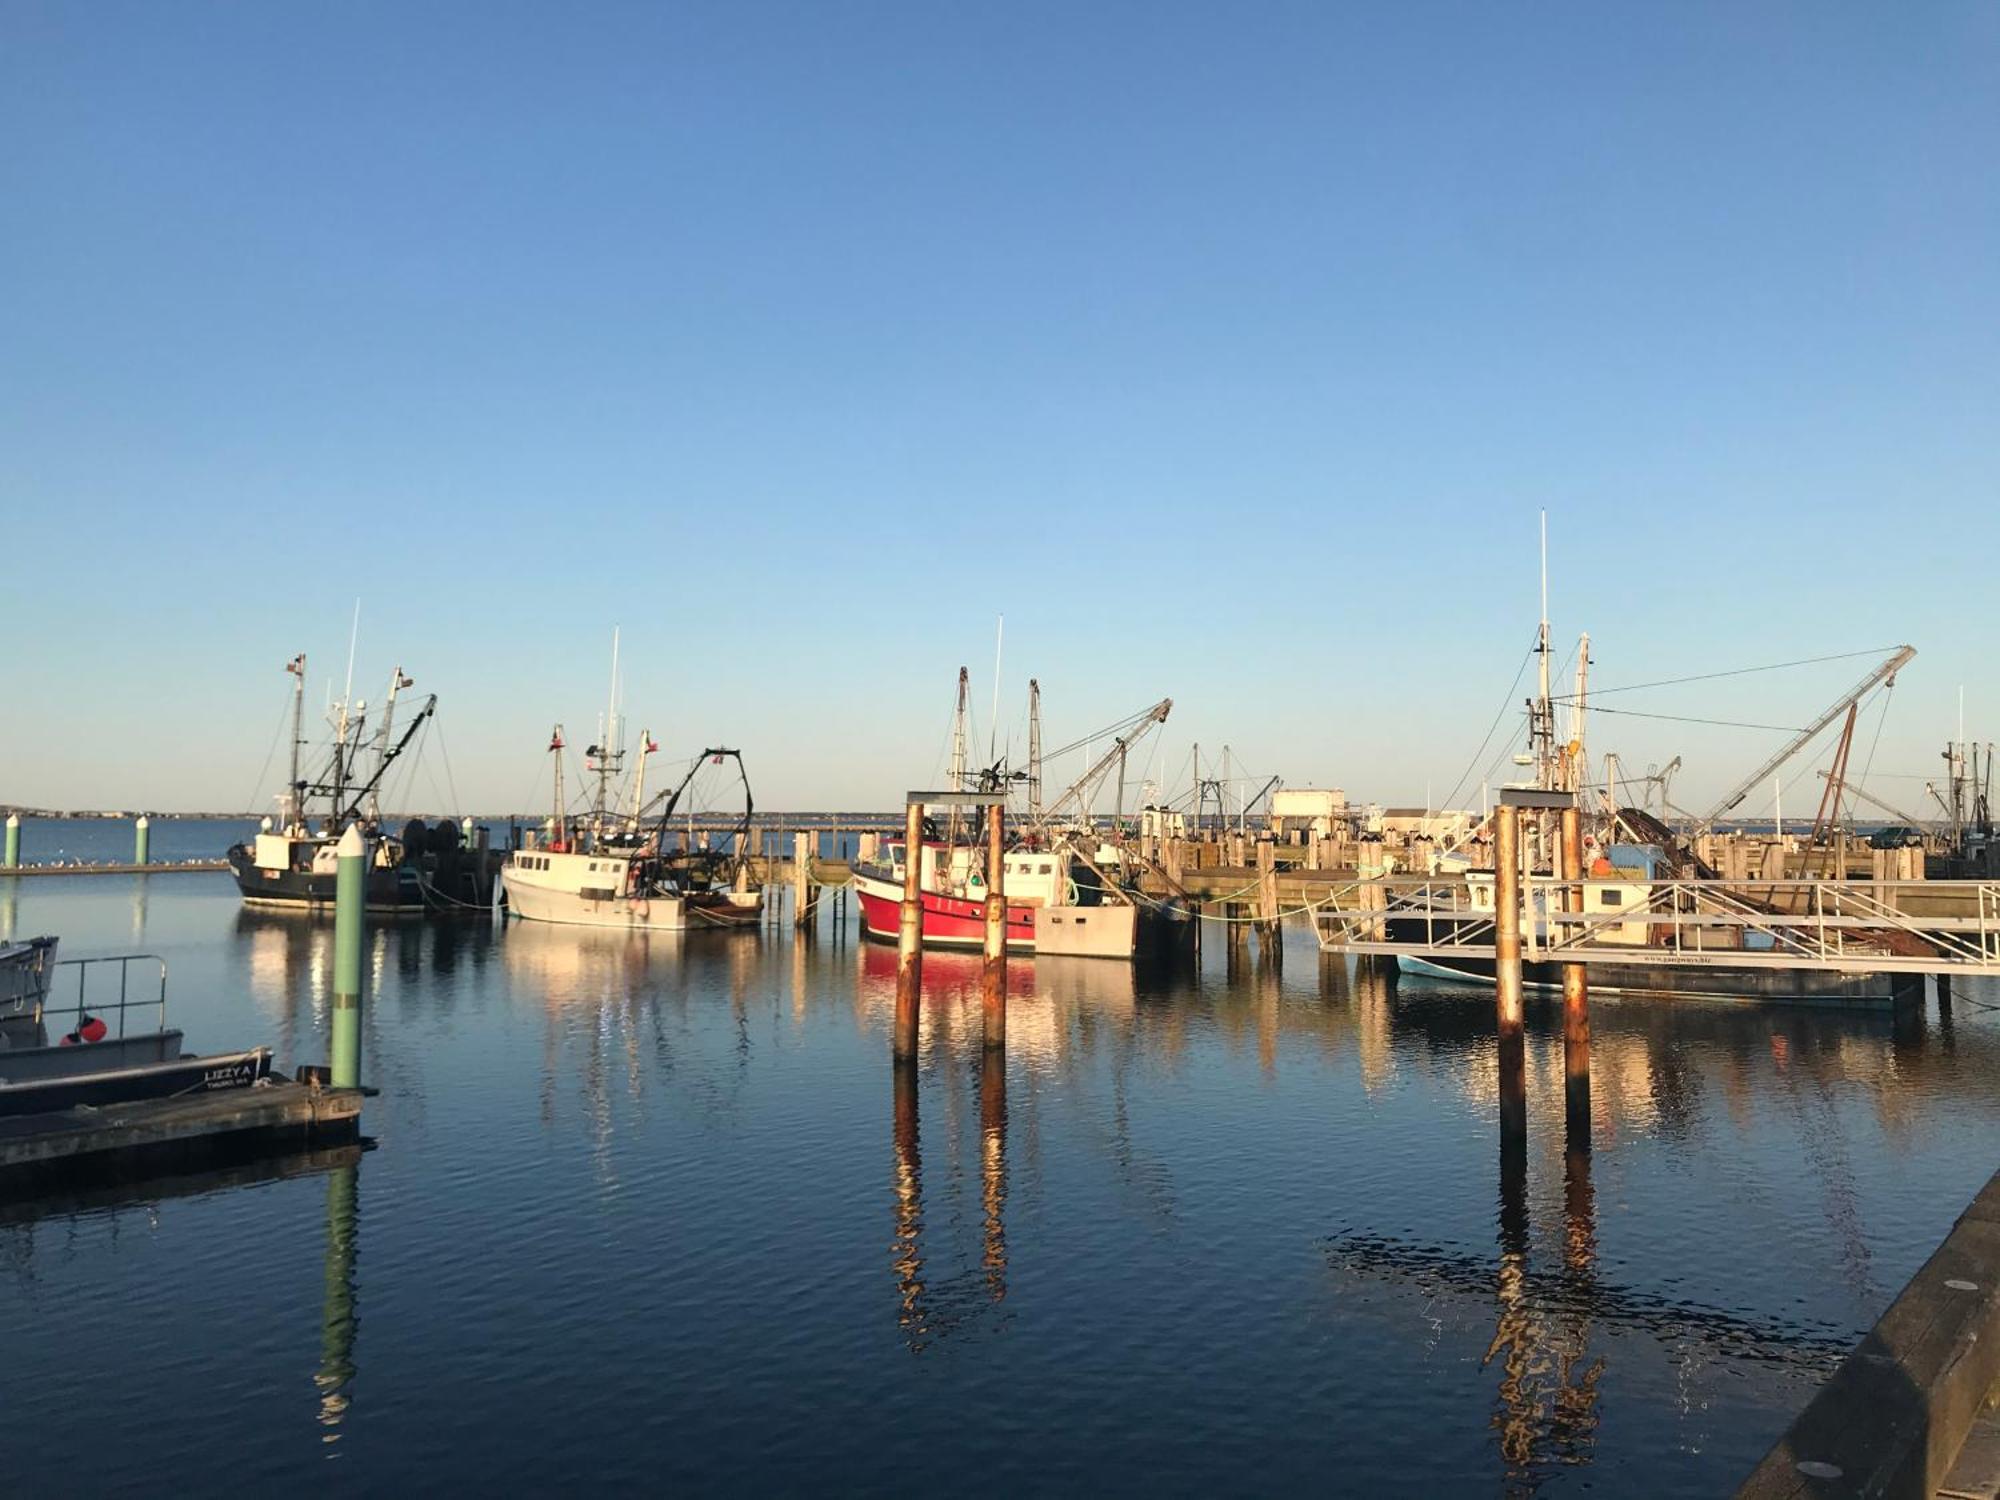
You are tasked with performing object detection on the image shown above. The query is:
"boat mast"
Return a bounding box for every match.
[368,667,413,824]
[285,652,306,833]
[630,728,656,833]
[1027,678,1043,822]
[950,666,970,790]
[549,726,567,847]
[1568,633,1589,795]
[1115,739,1127,833]
[591,627,624,842]
[333,600,361,827]
[1531,511,1555,791]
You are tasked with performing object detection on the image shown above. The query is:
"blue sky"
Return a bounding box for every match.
[2,2,1994,815]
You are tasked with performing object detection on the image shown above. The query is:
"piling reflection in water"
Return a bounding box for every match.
[980,1054,1007,1305]
[316,1159,361,1447]
[891,1060,926,1346]
[1482,1133,1606,1484]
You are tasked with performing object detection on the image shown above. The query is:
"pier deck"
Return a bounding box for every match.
[0,1080,364,1190]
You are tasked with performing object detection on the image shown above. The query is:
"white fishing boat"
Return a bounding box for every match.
[501,634,764,932]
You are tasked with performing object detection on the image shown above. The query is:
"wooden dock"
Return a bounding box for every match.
[0,1080,365,1192]
[1738,1166,2000,1498]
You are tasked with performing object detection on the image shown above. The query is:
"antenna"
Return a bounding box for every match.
[1539,509,1548,635]
[989,615,1004,764]
[343,600,360,714]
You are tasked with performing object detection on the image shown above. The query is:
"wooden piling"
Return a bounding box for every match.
[982,802,1006,1051]
[793,830,813,930]
[1494,802,1526,1144]
[893,801,924,1061]
[1560,804,1590,1147]
[1256,837,1280,947]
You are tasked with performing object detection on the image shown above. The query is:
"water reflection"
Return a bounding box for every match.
[1482,1136,1605,1484]
[888,1043,1011,1353]
[891,1061,925,1346]
[980,1055,1008,1305]
[129,875,149,942]
[316,1159,361,1448]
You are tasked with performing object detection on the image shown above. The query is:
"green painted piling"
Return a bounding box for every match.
[4,813,18,868]
[330,824,366,1089]
[134,815,150,867]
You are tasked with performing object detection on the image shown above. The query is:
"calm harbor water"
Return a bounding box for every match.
[4,867,1998,1495]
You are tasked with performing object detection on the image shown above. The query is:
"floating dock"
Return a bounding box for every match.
[0,1079,364,1192]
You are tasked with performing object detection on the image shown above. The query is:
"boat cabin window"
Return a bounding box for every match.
[1038,863,1052,875]
[1599,889,1623,908]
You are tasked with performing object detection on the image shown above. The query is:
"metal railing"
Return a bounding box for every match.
[43,953,170,1039]
[1311,877,2000,975]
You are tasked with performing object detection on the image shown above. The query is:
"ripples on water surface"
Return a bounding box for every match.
[4,873,1997,1495]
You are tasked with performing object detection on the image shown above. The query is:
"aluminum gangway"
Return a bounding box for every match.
[1312,876,2000,978]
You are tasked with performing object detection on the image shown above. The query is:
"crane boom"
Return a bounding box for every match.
[1820,772,1937,830]
[1699,646,1915,827]
[1034,699,1172,828]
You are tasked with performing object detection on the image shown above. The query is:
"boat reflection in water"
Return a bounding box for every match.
[855,942,1139,1072]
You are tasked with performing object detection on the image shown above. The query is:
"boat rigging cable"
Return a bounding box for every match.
[1438,641,1537,816]
[1550,645,1906,701]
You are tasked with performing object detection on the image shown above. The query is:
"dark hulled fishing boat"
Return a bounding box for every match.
[227,652,437,914]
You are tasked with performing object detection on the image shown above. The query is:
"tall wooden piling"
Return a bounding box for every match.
[330,824,366,1090]
[1559,805,1591,1146]
[982,802,1006,1051]
[1256,837,1280,960]
[1493,802,1526,1145]
[893,801,924,1061]
[793,831,814,930]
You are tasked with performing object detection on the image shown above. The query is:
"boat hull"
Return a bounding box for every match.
[0,1041,271,1116]
[850,869,1186,960]
[851,871,1038,951]
[1392,950,1896,1004]
[0,936,59,1018]
[227,846,427,915]
[504,876,691,930]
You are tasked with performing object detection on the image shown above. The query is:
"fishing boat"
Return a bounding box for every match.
[500,639,764,931]
[1383,843,1897,1002]
[1316,523,1923,1003]
[0,951,271,1116]
[226,652,436,913]
[851,672,1193,960]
